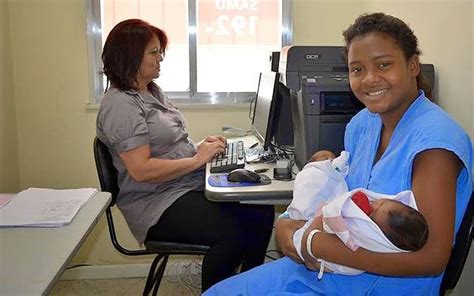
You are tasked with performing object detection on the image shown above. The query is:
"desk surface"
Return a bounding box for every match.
[0,191,111,296]
[205,136,295,204]
[205,161,295,204]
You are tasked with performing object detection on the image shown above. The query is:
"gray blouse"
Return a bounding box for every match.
[96,86,204,244]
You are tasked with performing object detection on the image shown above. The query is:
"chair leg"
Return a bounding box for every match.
[152,255,169,296]
[143,254,165,296]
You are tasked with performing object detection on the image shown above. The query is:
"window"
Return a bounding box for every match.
[86,0,292,105]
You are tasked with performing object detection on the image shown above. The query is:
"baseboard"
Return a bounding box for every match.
[61,259,201,280]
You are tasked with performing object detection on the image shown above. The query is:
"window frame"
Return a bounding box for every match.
[85,0,293,106]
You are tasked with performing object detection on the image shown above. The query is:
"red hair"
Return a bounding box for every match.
[102,19,168,91]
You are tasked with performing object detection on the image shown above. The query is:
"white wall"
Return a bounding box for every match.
[0,0,19,192]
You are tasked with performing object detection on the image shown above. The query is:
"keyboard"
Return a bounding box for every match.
[210,141,245,173]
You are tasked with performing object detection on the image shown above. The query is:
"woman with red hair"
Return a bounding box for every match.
[97,19,274,292]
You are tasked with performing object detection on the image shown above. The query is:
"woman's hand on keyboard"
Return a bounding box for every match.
[196,135,226,151]
[193,138,226,168]
[202,135,227,146]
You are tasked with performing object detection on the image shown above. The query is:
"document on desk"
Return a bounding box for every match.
[0,188,98,227]
[0,193,15,208]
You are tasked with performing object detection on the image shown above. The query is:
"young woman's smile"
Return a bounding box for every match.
[348,32,419,122]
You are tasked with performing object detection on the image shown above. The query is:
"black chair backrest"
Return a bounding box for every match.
[94,136,149,256]
[440,192,474,294]
[93,137,120,206]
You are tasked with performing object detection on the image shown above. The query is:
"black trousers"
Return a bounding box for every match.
[145,191,275,292]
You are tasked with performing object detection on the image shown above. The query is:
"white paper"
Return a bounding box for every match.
[0,188,98,227]
[0,194,15,208]
[244,147,265,162]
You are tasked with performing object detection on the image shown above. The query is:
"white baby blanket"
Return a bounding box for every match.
[322,188,417,253]
[298,189,417,276]
[288,151,418,276]
[288,151,350,221]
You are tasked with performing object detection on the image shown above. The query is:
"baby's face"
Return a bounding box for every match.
[369,199,405,228]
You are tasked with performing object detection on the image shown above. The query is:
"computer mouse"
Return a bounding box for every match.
[227,169,261,183]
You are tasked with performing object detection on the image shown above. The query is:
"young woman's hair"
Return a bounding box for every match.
[384,204,429,251]
[102,19,168,92]
[342,13,432,99]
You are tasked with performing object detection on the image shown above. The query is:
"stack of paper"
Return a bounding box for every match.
[0,194,15,208]
[0,188,98,227]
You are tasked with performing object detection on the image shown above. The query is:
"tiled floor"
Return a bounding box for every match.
[50,276,200,296]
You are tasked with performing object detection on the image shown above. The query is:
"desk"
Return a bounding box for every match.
[205,136,295,204]
[205,162,295,204]
[0,191,111,296]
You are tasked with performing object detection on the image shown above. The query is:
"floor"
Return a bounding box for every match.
[50,257,205,296]
[50,275,200,296]
[49,247,283,295]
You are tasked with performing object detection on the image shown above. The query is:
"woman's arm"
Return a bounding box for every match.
[275,217,306,263]
[301,149,461,276]
[119,136,226,183]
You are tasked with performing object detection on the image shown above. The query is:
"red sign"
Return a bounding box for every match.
[198,0,280,45]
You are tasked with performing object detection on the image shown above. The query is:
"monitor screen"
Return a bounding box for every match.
[252,71,279,150]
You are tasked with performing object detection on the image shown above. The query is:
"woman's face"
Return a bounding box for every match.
[136,35,163,87]
[347,32,419,118]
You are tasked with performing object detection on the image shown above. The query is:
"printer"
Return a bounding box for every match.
[278,45,435,169]
[279,46,362,169]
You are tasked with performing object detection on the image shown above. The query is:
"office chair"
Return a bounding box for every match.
[93,137,209,296]
[439,191,474,295]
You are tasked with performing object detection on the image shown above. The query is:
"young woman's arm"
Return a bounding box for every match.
[274,218,306,263]
[299,149,461,276]
[119,137,225,183]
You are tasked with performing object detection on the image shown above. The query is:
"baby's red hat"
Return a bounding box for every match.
[351,191,372,216]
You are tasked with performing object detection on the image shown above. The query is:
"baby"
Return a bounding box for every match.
[287,151,428,276]
[348,190,428,252]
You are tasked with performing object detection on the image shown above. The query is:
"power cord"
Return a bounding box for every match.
[265,249,284,261]
[65,263,93,270]
[164,257,202,295]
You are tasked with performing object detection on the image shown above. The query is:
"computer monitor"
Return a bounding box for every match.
[251,71,280,150]
[272,79,293,147]
[269,51,294,148]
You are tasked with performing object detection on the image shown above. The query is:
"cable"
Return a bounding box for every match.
[249,94,257,120]
[65,263,93,270]
[265,254,279,260]
[270,142,295,154]
[164,257,202,295]
[265,249,283,261]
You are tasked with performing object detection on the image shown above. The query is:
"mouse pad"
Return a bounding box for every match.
[207,174,272,187]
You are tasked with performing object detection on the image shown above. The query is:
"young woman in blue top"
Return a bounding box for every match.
[204,12,472,295]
